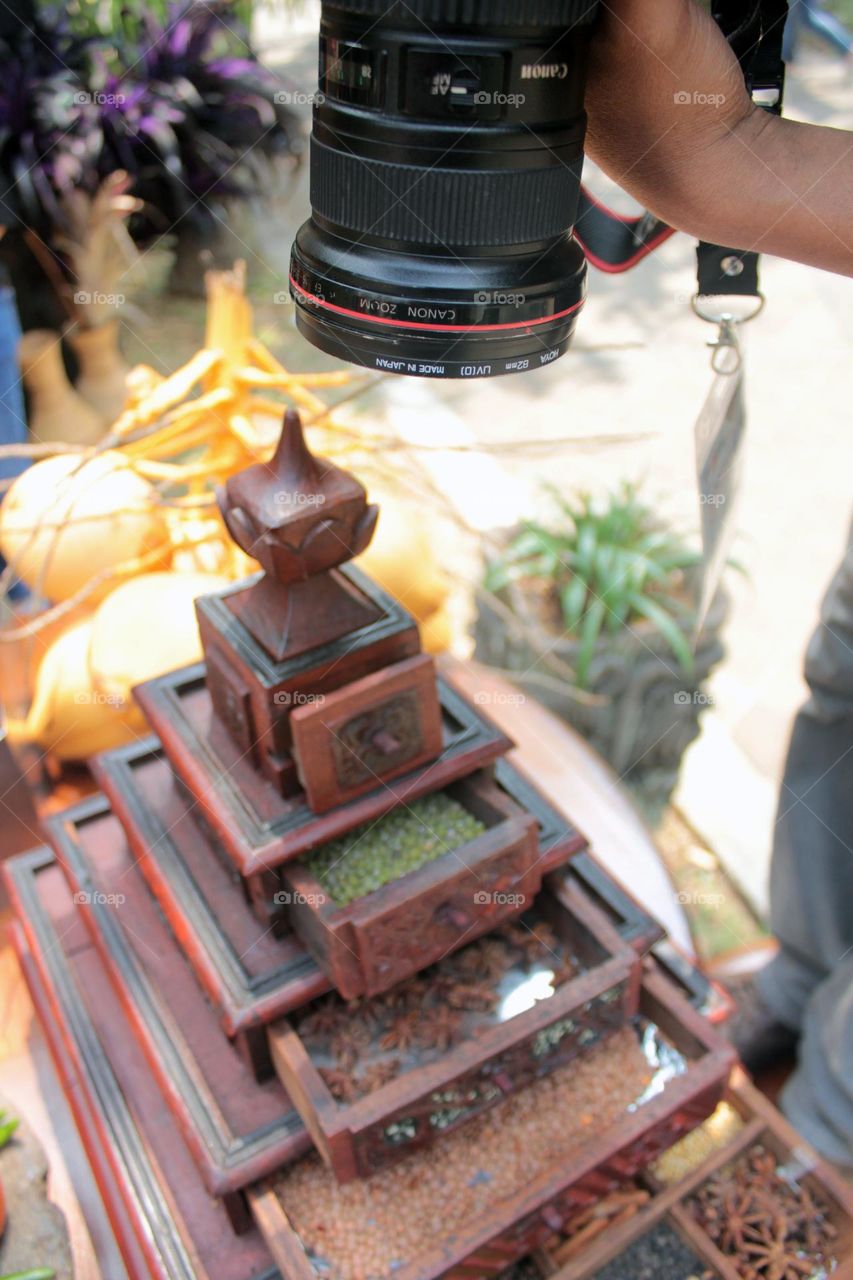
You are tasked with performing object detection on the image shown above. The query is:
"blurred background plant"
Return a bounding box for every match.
[475,483,726,800]
[484,483,702,688]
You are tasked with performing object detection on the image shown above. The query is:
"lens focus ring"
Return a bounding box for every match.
[311,139,581,246]
[322,0,598,27]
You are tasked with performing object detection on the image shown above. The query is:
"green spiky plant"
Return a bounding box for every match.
[0,1270,55,1278]
[485,484,702,689]
[0,1111,18,1150]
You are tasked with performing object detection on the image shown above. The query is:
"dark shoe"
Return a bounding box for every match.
[723,973,800,1076]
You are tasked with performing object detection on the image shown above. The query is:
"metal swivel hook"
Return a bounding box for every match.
[707,314,742,374]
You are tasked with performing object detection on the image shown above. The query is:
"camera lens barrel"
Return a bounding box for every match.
[290,0,599,379]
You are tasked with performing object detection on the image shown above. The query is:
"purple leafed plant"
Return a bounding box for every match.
[0,1,301,242]
[0,15,100,235]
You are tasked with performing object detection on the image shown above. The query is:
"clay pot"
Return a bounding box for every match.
[67,320,131,426]
[17,330,103,445]
[474,569,727,801]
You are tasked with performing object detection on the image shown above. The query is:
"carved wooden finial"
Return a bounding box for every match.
[219,409,378,585]
[269,407,321,492]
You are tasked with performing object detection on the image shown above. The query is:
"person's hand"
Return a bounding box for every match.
[583,0,853,275]
[585,0,753,200]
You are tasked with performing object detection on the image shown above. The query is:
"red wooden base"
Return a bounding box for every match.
[4,848,280,1280]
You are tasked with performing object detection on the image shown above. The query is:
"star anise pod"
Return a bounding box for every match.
[498,920,561,966]
[345,996,382,1034]
[452,946,489,980]
[416,1007,462,1051]
[446,982,499,1013]
[329,1030,360,1073]
[741,1221,815,1280]
[356,1058,401,1095]
[475,938,514,981]
[690,1144,837,1280]
[380,984,415,1013]
[297,999,344,1041]
[550,959,577,988]
[379,1013,419,1053]
[319,1067,359,1103]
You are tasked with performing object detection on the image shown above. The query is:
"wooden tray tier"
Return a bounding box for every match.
[568,853,665,957]
[92,741,328,1044]
[536,1071,853,1280]
[249,963,735,1280]
[92,740,587,1041]
[4,849,281,1280]
[269,876,639,1181]
[280,770,542,999]
[36,812,312,1196]
[132,664,515,876]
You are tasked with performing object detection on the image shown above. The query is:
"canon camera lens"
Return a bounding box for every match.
[289,0,599,379]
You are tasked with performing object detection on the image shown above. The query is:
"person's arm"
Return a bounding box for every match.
[584,0,853,275]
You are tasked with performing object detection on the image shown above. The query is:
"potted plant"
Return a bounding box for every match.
[474,484,727,794]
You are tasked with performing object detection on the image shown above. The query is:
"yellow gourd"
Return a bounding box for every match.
[357,495,449,623]
[89,571,230,707]
[420,605,453,655]
[9,619,147,761]
[0,452,168,601]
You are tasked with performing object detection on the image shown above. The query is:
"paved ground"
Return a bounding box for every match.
[250,14,853,916]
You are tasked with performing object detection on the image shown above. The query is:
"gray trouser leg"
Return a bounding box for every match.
[756,521,853,1165]
[781,960,853,1168]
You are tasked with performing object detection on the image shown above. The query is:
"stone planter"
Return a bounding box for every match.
[473,573,727,793]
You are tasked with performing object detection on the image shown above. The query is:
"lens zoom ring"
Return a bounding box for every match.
[323,0,599,27]
[311,141,580,246]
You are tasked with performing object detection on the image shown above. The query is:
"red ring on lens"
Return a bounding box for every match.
[289,275,584,333]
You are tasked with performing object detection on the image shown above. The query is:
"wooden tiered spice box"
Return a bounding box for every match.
[279,770,542,998]
[249,963,735,1279]
[268,877,639,1180]
[6,407,799,1280]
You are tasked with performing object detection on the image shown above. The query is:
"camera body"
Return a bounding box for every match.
[289,0,600,379]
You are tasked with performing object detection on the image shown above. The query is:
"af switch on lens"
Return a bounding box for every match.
[402,49,507,119]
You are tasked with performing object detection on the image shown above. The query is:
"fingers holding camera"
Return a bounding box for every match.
[585,0,752,185]
[585,0,853,275]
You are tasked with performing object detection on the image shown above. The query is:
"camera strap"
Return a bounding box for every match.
[577,0,787,298]
[690,2,787,630]
[573,190,676,274]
